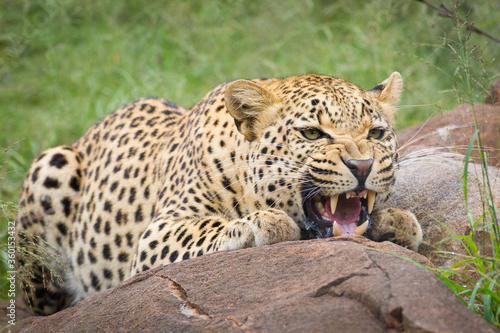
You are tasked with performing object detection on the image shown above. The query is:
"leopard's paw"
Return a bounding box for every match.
[368,208,422,251]
[220,209,301,251]
[247,209,301,246]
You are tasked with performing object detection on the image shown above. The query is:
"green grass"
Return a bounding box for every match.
[427,5,500,327]
[432,128,500,326]
[2,0,499,203]
[1,0,500,318]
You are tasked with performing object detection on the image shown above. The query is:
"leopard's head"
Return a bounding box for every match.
[225,73,402,239]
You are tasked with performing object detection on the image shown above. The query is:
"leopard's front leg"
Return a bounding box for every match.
[367,207,423,251]
[130,209,300,275]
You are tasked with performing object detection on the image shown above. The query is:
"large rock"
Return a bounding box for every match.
[397,103,500,166]
[393,104,500,267]
[382,156,500,267]
[15,237,495,333]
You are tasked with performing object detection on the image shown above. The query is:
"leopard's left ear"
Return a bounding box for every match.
[225,80,282,141]
[367,72,403,123]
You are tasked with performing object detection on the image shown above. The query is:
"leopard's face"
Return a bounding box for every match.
[226,73,402,238]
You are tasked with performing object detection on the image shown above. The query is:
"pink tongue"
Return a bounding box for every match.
[325,195,361,227]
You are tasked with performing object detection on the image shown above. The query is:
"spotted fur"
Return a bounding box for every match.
[16,73,422,314]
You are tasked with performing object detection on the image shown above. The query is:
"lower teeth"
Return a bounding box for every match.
[331,220,369,236]
[354,220,369,235]
[333,221,342,236]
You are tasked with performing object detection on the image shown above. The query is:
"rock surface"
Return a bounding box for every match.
[382,155,500,267]
[14,237,496,333]
[486,80,500,105]
[397,103,500,166]
[393,104,500,267]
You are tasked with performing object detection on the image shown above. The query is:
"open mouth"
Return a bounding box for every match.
[303,189,376,238]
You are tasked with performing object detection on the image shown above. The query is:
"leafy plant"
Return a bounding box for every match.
[426,1,500,328]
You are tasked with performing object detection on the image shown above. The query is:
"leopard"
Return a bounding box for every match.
[16,72,422,315]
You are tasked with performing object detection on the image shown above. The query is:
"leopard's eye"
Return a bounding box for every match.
[368,128,385,140]
[301,129,323,140]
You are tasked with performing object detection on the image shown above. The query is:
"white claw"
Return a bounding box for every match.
[355,220,369,236]
[333,221,342,236]
[367,190,376,214]
[330,195,338,215]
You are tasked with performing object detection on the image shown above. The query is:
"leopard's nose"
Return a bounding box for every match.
[345,158,373,186]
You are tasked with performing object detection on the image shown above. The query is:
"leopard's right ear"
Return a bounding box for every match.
[225,80,282,142]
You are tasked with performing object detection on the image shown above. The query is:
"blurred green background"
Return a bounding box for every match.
[0,0,499,297]
[1,0,500,203]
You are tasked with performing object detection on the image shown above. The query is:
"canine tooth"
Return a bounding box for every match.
[367,190,376,214]
[363,192,367,199]
[333,221,342,237]
[330,195,338,215]
[355,220,369,236]
[346,193,351,199]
